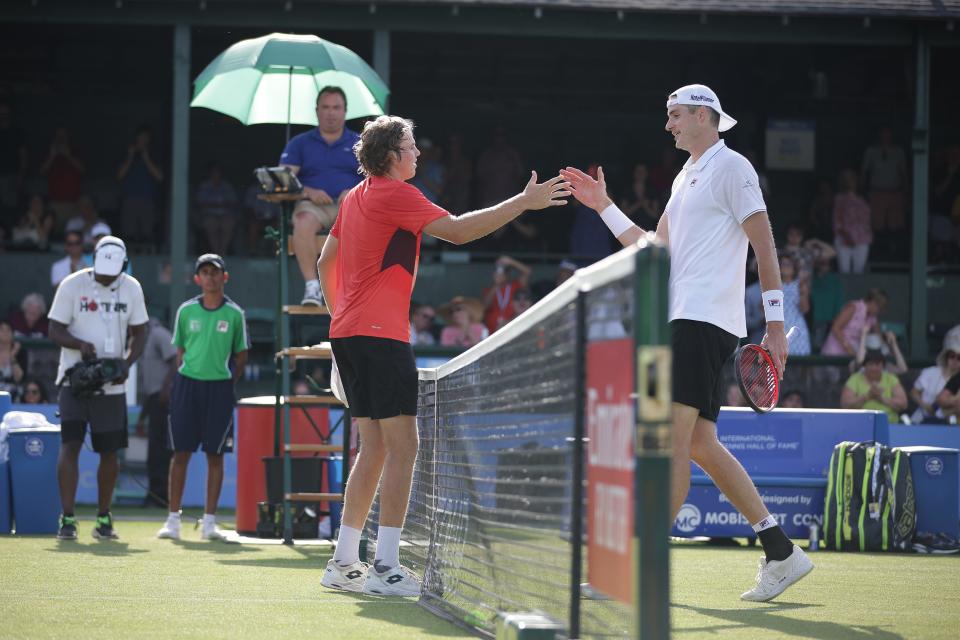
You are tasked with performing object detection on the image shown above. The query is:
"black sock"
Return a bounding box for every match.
[63,512,74,518]
[97,511,109,518]
[757,526,794,562]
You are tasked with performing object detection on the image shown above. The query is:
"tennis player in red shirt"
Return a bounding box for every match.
[318,116,569,596]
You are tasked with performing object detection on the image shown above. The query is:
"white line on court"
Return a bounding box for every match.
[0,593,420,605]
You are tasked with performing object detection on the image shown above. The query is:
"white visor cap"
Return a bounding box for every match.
[93,236,127,277]
[666,84,737,132]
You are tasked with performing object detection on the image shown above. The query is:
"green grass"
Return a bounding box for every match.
[1,510,958,639]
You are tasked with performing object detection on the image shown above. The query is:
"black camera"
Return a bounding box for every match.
[254,166,303,194]
[63,358,125,398]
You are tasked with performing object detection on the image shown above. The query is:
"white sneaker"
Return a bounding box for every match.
[320,559,369,593]
[157,520,181,540]
[301,287,323,307]
[362,562,422,597]
[201,524,230,541]
[740,545,814,602]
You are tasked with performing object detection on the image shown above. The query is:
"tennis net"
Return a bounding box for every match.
[365,239,672,639]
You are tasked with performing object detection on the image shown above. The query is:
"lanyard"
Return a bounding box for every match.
[494,283,512,313]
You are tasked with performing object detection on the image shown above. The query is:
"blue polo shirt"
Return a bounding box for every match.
[279,128,362,198]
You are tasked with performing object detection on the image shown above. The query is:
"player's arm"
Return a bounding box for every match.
[424,172,569,245]
[176,347,185,370]
[742,212,788,378]
[232,349,248,385]
[317,234,339,314]
[559,166,648,247]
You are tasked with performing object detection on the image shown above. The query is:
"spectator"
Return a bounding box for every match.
[440,133,472,215]
[648,144,680,205]
[620,163,660,232]
[724,382,746,408]
[482,255,531,334]
[291,378,312,396]
[911,335,960,424]
[512,287,532,317]
[809,255,845,350]
[11,194,54,250]
[117,124,164,243]
[20,378,48,404]
[779,254,811,355]
[0,101,28,218]
[39,126,85,230]
[0,320,25,400]
[861,127,908,249]
[821,288,887,357]
[853,325,907,375]
[833,169,873,274]
[439,296,488,348]
[410,138,444,205]
[532,259,577,301]
[409,302,436,346]
[279,86,362,306]
[64,195,107,248]
[8,292,49,338]
[930,145,960,263]
[51,230,86,287]
[807,178,835,243]
[477,126,529,250]
[936,369,960,420]
[841,348,908,424]
[243,179,279,256]
[781,223,836,284]
[135,314,177,507]
[781,390,805,409]
[196,163,238,256]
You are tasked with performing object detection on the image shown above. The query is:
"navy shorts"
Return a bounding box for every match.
[671,319,740,423]
[330,336,418,420]
[168,373,235,454]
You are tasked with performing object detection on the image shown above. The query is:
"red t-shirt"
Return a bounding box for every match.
[329,176,447,342]
[482,280,521,333]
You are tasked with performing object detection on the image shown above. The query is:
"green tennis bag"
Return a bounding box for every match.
[822,441,916,551]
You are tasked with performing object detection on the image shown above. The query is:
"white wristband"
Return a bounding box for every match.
[761,289,785,323]
[599,204,633,238]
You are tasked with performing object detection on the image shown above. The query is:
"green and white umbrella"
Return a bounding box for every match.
[191,32,389,133]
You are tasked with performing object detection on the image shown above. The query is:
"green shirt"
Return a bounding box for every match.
[172,295,249,381]
[845,370,901,424]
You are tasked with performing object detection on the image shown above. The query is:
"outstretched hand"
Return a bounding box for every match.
[559,166,613,212]
[521,171,571,210]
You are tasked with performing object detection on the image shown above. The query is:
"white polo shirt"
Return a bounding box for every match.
[48,268,149,394]
[664,139,766,338]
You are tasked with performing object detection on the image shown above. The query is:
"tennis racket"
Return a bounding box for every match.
[734,326,797,414]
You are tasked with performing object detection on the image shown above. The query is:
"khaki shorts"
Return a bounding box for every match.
[294,198,340,229]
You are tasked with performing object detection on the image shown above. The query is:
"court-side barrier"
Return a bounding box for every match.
[672,408,960,539]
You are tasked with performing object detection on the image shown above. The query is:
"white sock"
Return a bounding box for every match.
[374,526,402,569]
[202,513,217,529]
[166,512,181,526]
[333,524,362,566]
[306,279,320,291]
[751,514,778,533]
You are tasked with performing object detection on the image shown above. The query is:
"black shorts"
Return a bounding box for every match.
[330,336,417,420]
[168,373,235,454]
[58,387,128,453]
[671,319,740,423]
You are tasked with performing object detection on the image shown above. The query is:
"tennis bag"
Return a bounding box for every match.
[822,441,916,551]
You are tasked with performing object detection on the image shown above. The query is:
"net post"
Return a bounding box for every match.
[568,291,587,639]
[633,242,672,639]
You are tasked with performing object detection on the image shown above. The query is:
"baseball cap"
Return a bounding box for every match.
[90,221,112,238]
[666,84,737,132]
[195,253,226,274]
[93,236,127,277]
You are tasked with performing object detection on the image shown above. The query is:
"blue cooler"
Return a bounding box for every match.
[8,425,62,535]
[0,391,11,534]
[898,446,959,538]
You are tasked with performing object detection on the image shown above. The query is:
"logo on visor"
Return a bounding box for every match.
[689,94,715,103]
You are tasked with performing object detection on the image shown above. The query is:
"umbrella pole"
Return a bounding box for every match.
[286,66,292,143]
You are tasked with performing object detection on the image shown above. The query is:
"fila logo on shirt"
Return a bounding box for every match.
[79,297,127,313]
[689,178,698,187]
[217,320,229,333]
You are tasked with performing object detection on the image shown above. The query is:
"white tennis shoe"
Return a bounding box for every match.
[362,562,422,597]
[740,545,814,602]
[321,559,369,593]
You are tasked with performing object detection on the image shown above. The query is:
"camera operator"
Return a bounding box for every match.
[47,235,148,540]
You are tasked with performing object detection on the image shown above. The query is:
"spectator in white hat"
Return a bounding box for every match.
[561,83,811,603]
